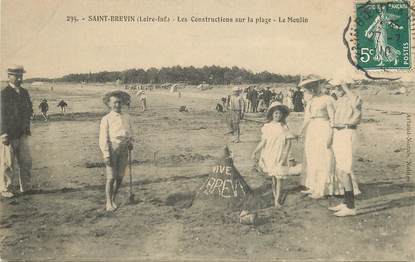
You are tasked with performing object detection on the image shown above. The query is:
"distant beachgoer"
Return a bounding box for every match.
[99,91,134,212]
[39,99,49,122]
[250,88,259,113]
[257,98,267,113]
[284,89,294,110]
[139,92,147,111]
[275,91,284,103]
[179,105,189,112]
[331,91,338,101]
[245,86,253,112]
[135,90,146,111]
[227,86,245,143]
[263,87,273,108]
[293,86,304,112]
[252,102,300,207]
[57,99,68,114]
[226,95,231,109]
[221,97,227,110]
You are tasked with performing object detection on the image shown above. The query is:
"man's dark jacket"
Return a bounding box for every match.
[1,85,33,139]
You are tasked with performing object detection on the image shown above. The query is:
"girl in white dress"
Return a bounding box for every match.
[252,102,297,207]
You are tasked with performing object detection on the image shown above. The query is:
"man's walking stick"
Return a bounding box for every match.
[128,149,135,204]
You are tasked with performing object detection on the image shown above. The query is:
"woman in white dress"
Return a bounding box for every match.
[299,78,336,199]
[252,102,297,207]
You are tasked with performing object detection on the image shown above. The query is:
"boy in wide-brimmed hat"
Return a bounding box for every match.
[99,90,134,211]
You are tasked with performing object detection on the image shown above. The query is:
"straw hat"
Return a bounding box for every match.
[7,65,26,75]
[267,101,290,117]
[298,77,323,88]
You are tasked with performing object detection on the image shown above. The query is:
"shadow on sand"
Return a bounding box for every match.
[32,112,106,122]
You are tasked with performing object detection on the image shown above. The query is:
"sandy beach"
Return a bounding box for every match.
[0,83,414,261]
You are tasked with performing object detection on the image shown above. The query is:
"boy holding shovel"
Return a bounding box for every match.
[99,91,134,211]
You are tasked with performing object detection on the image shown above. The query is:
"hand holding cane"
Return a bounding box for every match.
[128,147,135,204]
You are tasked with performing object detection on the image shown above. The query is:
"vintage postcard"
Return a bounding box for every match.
[1,0,414,261]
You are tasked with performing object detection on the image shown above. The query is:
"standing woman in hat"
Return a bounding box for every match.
[252,102,297,207]
[299,78,336,199]
[0,66,33,198]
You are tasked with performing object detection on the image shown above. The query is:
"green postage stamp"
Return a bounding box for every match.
[355,0,412,70]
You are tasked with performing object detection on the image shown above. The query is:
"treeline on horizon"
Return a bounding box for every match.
[25,65,301,85]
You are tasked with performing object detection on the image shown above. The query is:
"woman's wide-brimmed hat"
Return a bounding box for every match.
[328,79,343,88]
[298,77,324,89]
[267,101,290,117]
[102,90,131,106]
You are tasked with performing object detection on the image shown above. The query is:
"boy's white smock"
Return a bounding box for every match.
[99,111,133,158]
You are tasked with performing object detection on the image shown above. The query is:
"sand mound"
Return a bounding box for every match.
[192,146,265,212]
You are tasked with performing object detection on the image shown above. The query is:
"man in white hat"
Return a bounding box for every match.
[227,86,246,143]
[328,81,362,216]
[0,65,33,198]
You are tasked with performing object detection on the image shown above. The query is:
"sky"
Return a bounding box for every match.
[1,0,414,81]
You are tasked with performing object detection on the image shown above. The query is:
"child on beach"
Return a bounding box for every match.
[252,102,299,207]
[99,91,134,211]
[39,99,49,121]
[57,99,68,115]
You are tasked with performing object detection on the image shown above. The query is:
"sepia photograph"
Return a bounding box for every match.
[1,0,414,261]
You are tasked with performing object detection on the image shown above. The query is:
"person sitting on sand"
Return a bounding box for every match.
[99,91,134,211]
[221,97,227,111]
[252,102,299,207]
[57,99,68,115]
[39,99,49,122]
[216,102,224,113]
[179,105,189,112]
